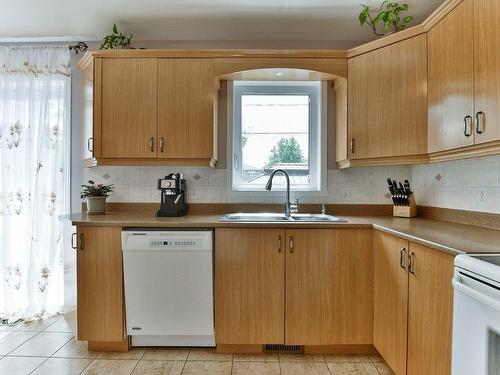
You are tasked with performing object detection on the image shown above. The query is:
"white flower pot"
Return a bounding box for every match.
[86,197,107,215]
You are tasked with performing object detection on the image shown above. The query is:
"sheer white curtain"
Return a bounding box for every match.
[0,45,70,322]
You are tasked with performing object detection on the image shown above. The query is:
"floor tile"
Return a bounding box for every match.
[181,361,232,375]
[0,331,38,355]
[0,356,46,375]
[374,362,394,375]
[232,361,280,375]
[44,317,74,333]
[280,362,330,375]
[10,332,73,357]
[278,353,325,363]
[233,353,279,362]
[368,354,384,363]
[53,338,100,359]
[187,348,232,362]
[82,359,139,375]
[142,347,190,361]
[31,357,93,375]
[97,347,145,360]
[13,316,61,332]
[327,362,379,375]
[324,354,371,363]
[132,360,184,375]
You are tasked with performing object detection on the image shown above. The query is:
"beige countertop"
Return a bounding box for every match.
[63,211,500,256]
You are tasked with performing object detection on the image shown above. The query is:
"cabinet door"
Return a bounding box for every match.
[158,59,214,159]
[214,228,285,344]
[81,60,94,160]
[348,35,427,160]
[100,58,157,158]
[407,243,454,375]
[285,229,373,345]
[76,226,125,342]
[428,0,474,153]
[373,231,409,375]
[474,0,500,144]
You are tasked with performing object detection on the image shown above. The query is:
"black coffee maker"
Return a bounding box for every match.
[157,173,188,217]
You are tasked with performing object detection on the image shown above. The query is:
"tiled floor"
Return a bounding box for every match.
[0,316,394,374]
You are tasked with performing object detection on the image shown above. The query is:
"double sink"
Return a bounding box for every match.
[220,212,346,223]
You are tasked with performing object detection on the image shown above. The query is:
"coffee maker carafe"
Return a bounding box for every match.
[157,173,188,217]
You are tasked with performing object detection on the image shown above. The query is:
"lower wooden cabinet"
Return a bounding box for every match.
[215,228,373,347]
[374,231,454,375]
[76,226,126,344]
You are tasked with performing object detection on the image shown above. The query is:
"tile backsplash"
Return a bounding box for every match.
[83,155,500,214]
[83,166,411,205]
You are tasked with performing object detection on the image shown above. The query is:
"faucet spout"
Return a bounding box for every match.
[265,169,296,218]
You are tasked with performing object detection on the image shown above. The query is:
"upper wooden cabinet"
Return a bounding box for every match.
[80,56,216,166]
[101,58,158,159]
[214,228,373,348]
[428,0,474,153]
[374,231,454,375]
[346,34,428,163]
[428,0,500,156]
[158,59,214,160]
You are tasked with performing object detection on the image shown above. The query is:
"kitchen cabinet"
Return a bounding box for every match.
[428,0,500,156]
[285,229,372,345]
[346,34,428,164]
[76,226,127,350]
[374,231,454,375]
[214,228,285,345]
[428,0,474,153]
[101,58,158,159]
[215,228,373,347]
[78,56,216,166]
[158,59,215,160]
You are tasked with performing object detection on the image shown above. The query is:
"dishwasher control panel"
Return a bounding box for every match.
[150,239,200,248]
[122,230,213,252]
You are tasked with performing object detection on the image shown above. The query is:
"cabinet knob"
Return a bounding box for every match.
[278,235,282,253]
[476,111,485,134]
[289,236,294,253]
[409,251,415,274]
[159,137,164,153]
[399,247,407,269]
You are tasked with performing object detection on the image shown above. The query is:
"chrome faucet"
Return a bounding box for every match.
[265,169,299,218]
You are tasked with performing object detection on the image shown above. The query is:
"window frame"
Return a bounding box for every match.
[228,80,325,193]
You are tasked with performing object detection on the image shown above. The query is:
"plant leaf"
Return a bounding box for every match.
[113,23,118,34]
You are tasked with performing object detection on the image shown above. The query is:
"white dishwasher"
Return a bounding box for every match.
[122,229,215,347]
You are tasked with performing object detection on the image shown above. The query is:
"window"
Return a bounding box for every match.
[230,81,324,192]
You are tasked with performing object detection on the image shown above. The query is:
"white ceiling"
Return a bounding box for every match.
[0,0,443,48]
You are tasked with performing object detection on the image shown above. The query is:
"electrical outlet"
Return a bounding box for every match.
[341,188,354,202]
[477,189,486,209]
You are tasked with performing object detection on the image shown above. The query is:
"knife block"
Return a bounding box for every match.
[393,193,418,218]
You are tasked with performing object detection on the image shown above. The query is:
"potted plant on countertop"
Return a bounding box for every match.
[359,1,413,37]
[81,180,114,215]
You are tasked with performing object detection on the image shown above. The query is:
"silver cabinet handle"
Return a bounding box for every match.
[150,137,154,152]
[87,137,93,152]
[476,111,485,134]
[350,138,355,154]
[71,233,77,249]
[278,235,282,253]
[409,251,415,274]
[159,137,164,153]
[464,115,473,137]
[79,233,84,250]
[289,236,294,253]
[400,247,407,269]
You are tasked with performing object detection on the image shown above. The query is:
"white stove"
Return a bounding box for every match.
[452,254,500,375]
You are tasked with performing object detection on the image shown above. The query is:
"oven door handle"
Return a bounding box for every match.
[453,276,500,312]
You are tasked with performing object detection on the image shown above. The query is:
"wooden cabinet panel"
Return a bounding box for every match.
[81,61,94,160]
[285,229,373,345]
[373,231,409,375]
[215,228,285,345]
[407,243,454,375]
[348,35,427,160]
[474,0,500,144]
[76,226,125,342]
[158,59,214,159]
[428,0,474,153]
[100,58,157,158]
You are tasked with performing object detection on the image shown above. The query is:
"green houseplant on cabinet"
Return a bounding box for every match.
[359,1,413,36]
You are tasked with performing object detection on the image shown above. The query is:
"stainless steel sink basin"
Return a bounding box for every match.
[220,212,346,223]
